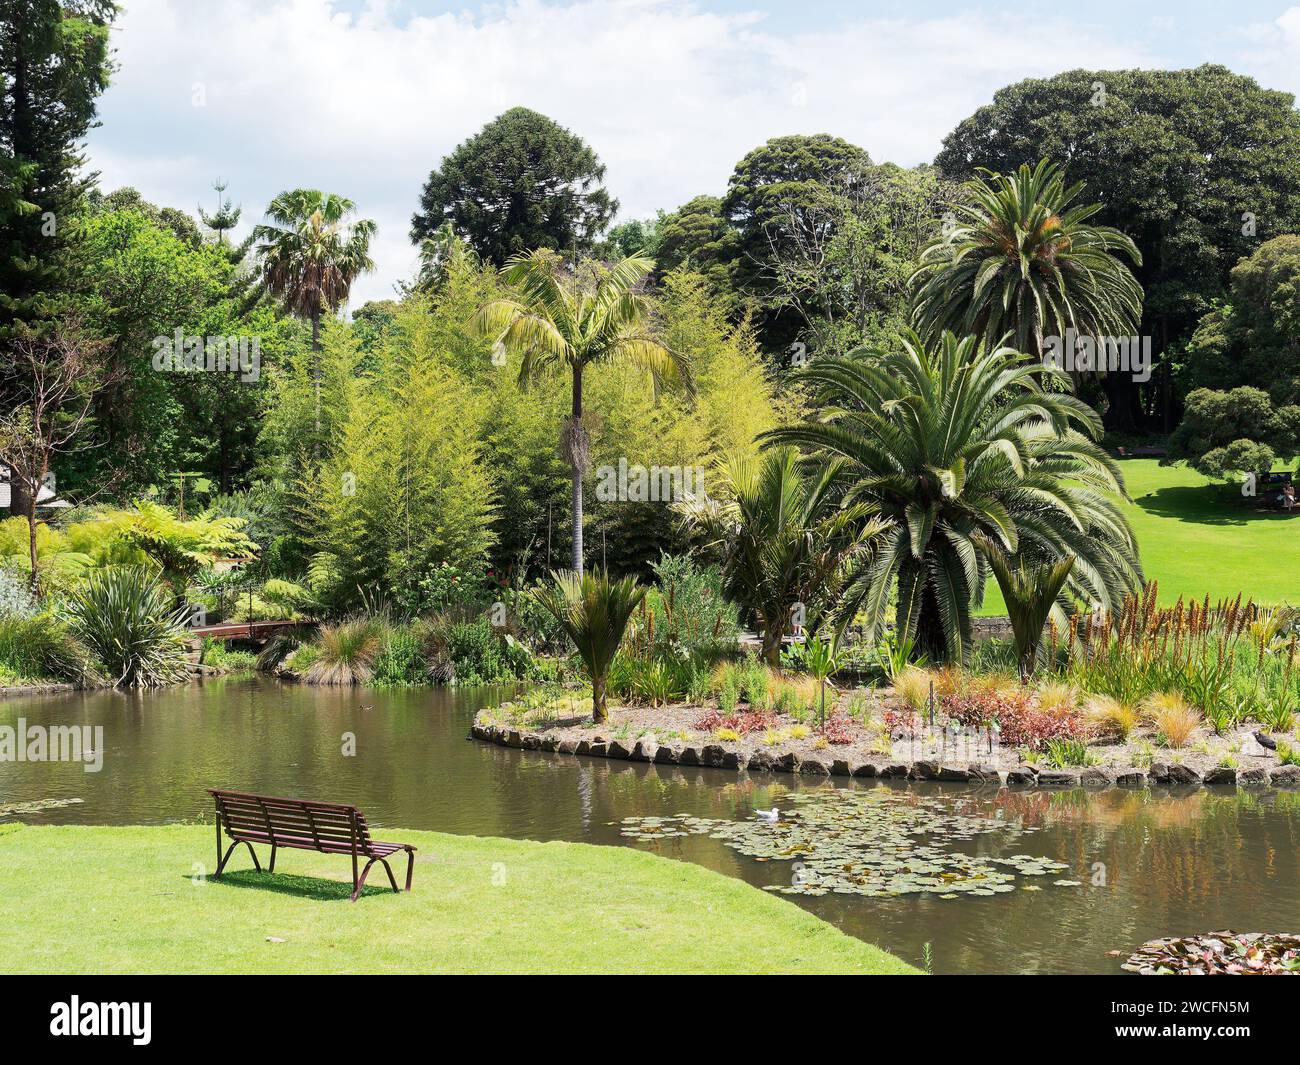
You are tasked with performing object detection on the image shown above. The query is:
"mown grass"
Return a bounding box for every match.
[981,459,1300,615]
[0,823,915,975]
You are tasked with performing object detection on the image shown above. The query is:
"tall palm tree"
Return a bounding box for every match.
[253,190,376,433]
[472,250,689,573]
[685,448,886,665]
[910,160,1142,361]
[765,331,1142,663]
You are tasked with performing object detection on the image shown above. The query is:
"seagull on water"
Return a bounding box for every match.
[754,808,781,822]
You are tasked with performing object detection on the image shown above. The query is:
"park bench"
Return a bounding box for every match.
[208,788,415,902]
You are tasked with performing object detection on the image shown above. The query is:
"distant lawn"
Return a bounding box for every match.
[0,824,914,975]
[980,459,1300,615]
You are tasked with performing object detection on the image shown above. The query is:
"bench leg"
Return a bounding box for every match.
[269,844,277,874]
[215,839,262,877]
[349,856,400,901]
[404,848,414,893]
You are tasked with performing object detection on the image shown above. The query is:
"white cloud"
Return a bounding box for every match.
[1236,7,1300,98]
[87,0,1158,306]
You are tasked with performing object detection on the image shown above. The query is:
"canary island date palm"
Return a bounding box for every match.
[471,250,689,572]
[684,448,887,666]
[532,568,646,723]
[765,330,1141,663]
[910,160,1142,360]
[253,190,376,433]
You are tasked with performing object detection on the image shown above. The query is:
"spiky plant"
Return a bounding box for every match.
[62,566,189,688]
[683,448,887,665]
[984,541,1076,679]
[531,568,646,723]
[304,618,383,686]
[910,160,1142,360]
[765,330,1141,663]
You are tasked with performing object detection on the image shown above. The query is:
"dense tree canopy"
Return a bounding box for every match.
[936,65,1300,430]
[1180,235,1300,405]
[411,108,617,266]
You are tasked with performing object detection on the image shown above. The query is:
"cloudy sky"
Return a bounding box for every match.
[85,0,1300,306]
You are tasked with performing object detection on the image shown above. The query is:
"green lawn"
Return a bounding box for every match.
[0,823,914,975]
[980,459,1300,615]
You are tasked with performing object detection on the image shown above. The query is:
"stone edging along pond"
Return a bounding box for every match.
[469,719,1300,792]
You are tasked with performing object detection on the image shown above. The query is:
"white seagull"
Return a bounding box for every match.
[754,808,781,823]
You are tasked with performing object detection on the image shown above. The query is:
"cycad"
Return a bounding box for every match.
[765,330,1141,663]
[910,160,1142,360]
[471,251,689,572]
[532,568,647,723]
[684,448,886,665]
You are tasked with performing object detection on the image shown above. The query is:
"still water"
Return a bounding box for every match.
[2,676,1298,974]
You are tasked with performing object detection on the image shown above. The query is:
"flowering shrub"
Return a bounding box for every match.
[943,689,1088,751]
[693,708,776,735]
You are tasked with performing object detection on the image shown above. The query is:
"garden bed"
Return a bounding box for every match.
[471,693,1300,791]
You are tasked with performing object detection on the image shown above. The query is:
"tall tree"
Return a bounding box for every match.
[471,251,687,573]
[936,65,1300,431]
[721,134,873,354]
[411,108,617,266]
[0,0,116,338]
[253,190,375,436]
[910,160,1143,362]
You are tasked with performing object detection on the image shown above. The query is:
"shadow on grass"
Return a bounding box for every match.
[1133,485,1299,527]
[196,870,394,901]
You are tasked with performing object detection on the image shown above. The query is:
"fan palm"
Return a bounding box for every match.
[532,568,646,723]
[252,190,376,433]
[684,448,887,666]
[471,250,689,572]
[910,160,1142,361]
[764,330,1141,663]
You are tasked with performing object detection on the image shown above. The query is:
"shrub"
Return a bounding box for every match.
[305,619,382,685]
[1037,682,1080,715]
[372,623,427,686]
[715,727,740,742]
[824,714,854,745]
[425,615,534,685]
[1044,737,1098,768]
[62,566,187,687]
[1277,740,1300,767]
[893,666,932,711]
[1142,691,1200,748]
[1086,695,1139,742]
[0,612,96,683]
[693,708,776,735]
[944,687,1087,751]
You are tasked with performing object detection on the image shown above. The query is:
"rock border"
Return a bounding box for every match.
[469,721,1300,792]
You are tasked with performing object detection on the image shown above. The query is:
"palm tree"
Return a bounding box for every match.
[764,330,1141,663]
[253,190,376,434]
[910,160,1142,361]
[532,568,646,723]
[472,251,688,572]
[685,448,886,666]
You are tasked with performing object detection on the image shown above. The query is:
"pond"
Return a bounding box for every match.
[3,676,1298,974]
